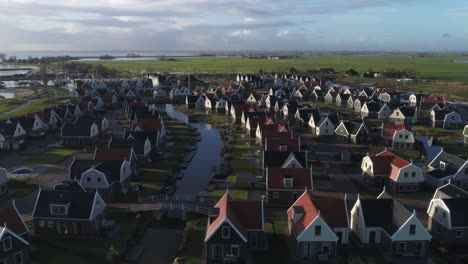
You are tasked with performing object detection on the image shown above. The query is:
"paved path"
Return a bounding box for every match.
[1,98,38,115]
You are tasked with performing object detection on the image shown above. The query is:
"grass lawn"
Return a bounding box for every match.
[181,218,207,264]
[0,97,67,121]
[210,189,248,200]
[30,235,115,264]
[27,148,78,164]
[392,149,423,161]
[252,219,294,264]
[7,178,37,198]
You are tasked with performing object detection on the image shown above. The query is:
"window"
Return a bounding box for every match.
[39,220,46,228]
[273,192,279,199]
[87,177,91,182]
[315,225,322,236]
[322,243,330,254]
[411,172,416,177]
[283,177,293,188]
[97,177,102,183]
[442,212,447,218]
[47,220,55,229]
[279,146,287,151]
[405,135,409,139]
[222,227,230,239]
[404,172,408,177]
[14,252,23,264]
[50,205,67,216]
[397,242,406,254]
[399,134,403,139]
[409,224,416,235]
[212,245,224,259]
[291,163,296,168]
[456,230,463,238]
[3,237,12,251]
[465,168,468,175]
[231,245,240,257]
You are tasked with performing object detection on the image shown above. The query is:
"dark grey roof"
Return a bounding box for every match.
[0,121,19,137]
[263,151,307,169]
[427,151,466,178]
[125,130,158,146]
[61,120,95,137]
[69,159,123,183]
[360,199,393,231]
[341,121,366,135]
[432,109,451,121]
[366,101,381,112]
[33,190,97,220]
[436,184,468,199]
[317,114,340,127]
[443,198,468,227]
[109,138,146,156]
[399,106,416,117]
[54,180,86,192]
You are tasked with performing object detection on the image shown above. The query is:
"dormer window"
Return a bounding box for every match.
[283,176,293,188]
[440,161,446,171]
[50,204,69,216]
[409,224,416,235]
[279,146,287,152]
[3,237,11,251]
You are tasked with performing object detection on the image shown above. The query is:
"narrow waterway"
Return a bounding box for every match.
[163,104,223,195]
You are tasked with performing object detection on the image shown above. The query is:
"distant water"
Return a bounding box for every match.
[454,60,468,63]
[3,51,203,60]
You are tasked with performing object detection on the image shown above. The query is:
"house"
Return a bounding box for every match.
[262,151,307,178]
[280,102,298,119]
[108,137,152,163]
[335,121,369,144]
[94,147,138,173]
[295,107,320,127]
[0,215,30,264]
[361,150,423,191]
[381,123,415,149]
[69,159,132,200]
[464,125,468,146]
[0,121,26,150]
[255,121,287,143]
[360,101,381,119]
[418,97,445,120]
[430,109,462,129]
[61,119,100,148]
[336,93,351,107]
[425,149,468,188]
[0,168,7,196]
[390,106,418,124]
[0,201,30,238]
[313,114,340,136]
[205,192,265,264]
[266,167,313,206]
[427,183,468,246]
[350,190,431,256]
[263,133,300,152]
[287,191,349,260]
[32,188,106,235]
[377,104,393,120]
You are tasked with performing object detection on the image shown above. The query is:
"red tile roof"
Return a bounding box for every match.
[133,118,162,132]
[102,95,114,104]
[382,123,410,138]
[422,96,444,104]
[0,206,29,236]
[95,147,132,161]
[267,168,312,190]
[287,193,348,237]
[368,151,410,179]
[205,193,263,242]
[265,134,299,151]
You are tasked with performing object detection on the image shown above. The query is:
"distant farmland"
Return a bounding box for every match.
[85,54,468,100]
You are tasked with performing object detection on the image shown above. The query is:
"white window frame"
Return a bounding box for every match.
[14,252,23,264]
[230,244,240,257]
[279,145,287,151]
[3,237,12,251]
[3,237,13,252]
[284,177,293,188]
[222,226,230,239]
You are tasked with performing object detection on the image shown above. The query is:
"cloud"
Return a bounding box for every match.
[277,30,289,37]
[441,33,452,38]
[231,29,254,37]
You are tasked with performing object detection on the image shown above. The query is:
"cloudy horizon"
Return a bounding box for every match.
[0,0,467,52]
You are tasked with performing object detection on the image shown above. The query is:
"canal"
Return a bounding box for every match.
[163,104,224,195]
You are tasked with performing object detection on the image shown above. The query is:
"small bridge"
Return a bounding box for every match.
[109,195,218,215]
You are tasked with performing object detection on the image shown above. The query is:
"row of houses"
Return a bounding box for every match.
[205,180,468,263]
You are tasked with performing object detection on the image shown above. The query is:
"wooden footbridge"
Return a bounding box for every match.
[109,195,218,215]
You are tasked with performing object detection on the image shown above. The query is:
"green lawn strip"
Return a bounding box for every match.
[253,219,293,264]
[7,178,37,198]
[181,218,207,264]
[30,235,114,264]
[210,189,248,200]
[0,97,68,121]
[225,175,237,184]
[27,148,78,164]
[392,149,423,161]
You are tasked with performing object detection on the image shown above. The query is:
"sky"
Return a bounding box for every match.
[0,0,467,52]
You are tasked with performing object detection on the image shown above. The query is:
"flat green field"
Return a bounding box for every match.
[89,54,468,81]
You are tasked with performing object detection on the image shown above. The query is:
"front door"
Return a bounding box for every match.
[250,232,258,249]
[369,231,376,244]
[302,243,312,258]
[322,243,330,255]
[415,242,423,256]
[336,231,343,244]
[212,245,224,260]
[397,242,406,254]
